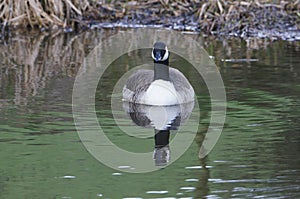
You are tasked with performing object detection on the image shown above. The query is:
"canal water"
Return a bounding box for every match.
[0,29,299,198]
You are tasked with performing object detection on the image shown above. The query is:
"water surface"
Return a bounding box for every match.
[0,29,299,198]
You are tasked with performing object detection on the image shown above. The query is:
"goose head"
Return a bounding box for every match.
[152,42,169,63]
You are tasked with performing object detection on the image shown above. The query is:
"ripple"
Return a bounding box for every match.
[211,190,229,193]
[118,165,136,170]
[146,190,168,194]
[180,187,196,192]
[151,198,176,199]
[112,173,122,176]
[247,123,263,127]
[60,175,76,179]
[185,165,213,169]
[221,58,259,62]
[213,160,231,163]
[185,178,199,182]
[209,178,290,183]
[206,195,222,199]
[230,165,250,168]
[123,198,143,199]
[233,185,300,193]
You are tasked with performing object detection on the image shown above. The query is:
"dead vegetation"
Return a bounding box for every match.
[94,0,300,33]
[0,0,91,29]
[0,0,299,35]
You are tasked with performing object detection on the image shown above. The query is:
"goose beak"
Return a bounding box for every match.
[153,50,162,61]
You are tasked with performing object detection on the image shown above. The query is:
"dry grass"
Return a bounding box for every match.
[94,0,299,32]
[0,0,91,29]
[0,0,299,32]
[196,0,300,32]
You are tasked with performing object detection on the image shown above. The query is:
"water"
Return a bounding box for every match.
[0,29,299,198]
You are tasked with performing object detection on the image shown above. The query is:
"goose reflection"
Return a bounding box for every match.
[123,102,194,166]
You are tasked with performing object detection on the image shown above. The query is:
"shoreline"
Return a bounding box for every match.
[85,0,300,40]
[0,0,299,41]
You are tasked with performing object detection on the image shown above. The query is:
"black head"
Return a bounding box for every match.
[152,42,169,63]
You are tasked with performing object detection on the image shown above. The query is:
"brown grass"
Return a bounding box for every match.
[0,0,91,29]
[0,0,299,32]
[94,0,299,32]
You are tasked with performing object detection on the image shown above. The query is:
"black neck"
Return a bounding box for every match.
[154,59,169,81]
[154,129,170,148]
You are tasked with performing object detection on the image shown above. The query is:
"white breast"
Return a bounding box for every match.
[141,80,180,106]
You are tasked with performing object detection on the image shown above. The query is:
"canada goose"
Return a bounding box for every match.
[122,42,195,106]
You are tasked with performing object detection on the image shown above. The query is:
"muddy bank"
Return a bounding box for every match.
[0,0,300,40]
[91,0,300,37]
[87,0,300,40]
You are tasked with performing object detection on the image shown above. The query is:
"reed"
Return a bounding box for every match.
[94,0,299,32]
[0,0,91,29]
[0,0,299,32]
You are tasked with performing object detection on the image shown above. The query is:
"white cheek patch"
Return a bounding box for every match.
[161,47,169,61]
[151,47,169,61]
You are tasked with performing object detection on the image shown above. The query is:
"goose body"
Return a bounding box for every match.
[122,42,195,106]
